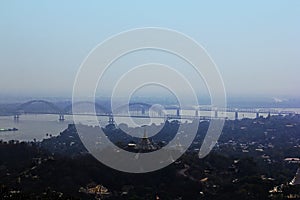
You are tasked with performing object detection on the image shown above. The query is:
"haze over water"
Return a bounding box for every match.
[1,107,299,142]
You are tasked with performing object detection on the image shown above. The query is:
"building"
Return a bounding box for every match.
[135,127,157,152]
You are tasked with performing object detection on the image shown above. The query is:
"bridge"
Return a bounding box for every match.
[9,100,297,123]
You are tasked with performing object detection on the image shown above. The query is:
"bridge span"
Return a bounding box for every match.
[9,99,297,122]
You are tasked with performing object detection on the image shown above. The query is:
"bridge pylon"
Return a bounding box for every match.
[235,111,238,120]
[176,108,180,117]
[108,114,115,125]
[14,113,20,121]
[214,110,218,118]
[59,114,65,121]
[195,110,199,117]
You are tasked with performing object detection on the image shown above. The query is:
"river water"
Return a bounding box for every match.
[0,108,299,142]
[0,114,166,141]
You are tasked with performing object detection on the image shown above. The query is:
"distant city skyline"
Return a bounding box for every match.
[0,1,300,98]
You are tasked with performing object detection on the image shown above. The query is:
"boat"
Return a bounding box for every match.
[0,128,18,132]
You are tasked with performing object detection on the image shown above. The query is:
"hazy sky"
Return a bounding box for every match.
[0,1,299,99]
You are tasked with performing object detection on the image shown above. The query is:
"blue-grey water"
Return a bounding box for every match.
[0,108,299,142]
[0,114,165,142]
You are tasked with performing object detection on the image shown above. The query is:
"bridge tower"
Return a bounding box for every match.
[176,108,180,117]
[256,112,259,118]
[195,110,199,117]
[235,111,238,120]
[108,114,115,125]
[59,114,65,121]
[158,110,163,117]
[14,113,20,120]
[267,112,271,119]
[214,110,218,118]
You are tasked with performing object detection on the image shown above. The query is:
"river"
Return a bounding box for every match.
[0,108,299,142]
